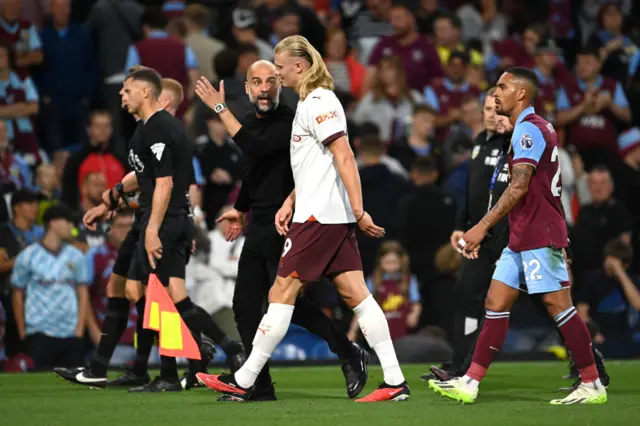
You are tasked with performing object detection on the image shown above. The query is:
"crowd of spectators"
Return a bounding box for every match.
[1,0,640,370]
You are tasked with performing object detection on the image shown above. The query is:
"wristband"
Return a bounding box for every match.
[356,211,365,222]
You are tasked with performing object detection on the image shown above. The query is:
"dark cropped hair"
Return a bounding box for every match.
[126,67,163,98]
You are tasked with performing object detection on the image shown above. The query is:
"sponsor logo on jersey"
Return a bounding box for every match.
[315,110,337,124]
[520,133,533,150]
[128,150,144,173]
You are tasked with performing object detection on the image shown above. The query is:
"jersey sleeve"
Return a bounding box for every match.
[145,124,174,178]
[307,92,347,147]
[10,249,31,290]
[511,121,546,168]
[74,251,89,285]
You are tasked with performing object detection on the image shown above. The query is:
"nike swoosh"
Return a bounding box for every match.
[386,387,404,398]
[76,372,106,383]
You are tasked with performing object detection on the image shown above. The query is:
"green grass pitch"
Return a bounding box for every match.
[2,361,639,426]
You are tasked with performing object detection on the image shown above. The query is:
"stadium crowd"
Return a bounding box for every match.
[1,0,640,371]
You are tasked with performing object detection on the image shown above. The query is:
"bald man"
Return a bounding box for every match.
[193,62,369,401]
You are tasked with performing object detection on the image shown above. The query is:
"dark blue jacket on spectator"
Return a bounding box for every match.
[35,20,97,105]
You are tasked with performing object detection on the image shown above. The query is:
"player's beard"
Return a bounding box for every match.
[249,87,281,116]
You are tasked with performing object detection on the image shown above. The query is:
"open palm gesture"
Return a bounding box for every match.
[195,76,225,110]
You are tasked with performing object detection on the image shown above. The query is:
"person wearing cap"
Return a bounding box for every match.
[10,203,89,369]
[424,50,481,143]
[0,189,43,357]
[532,38,564,124]
[231,8,274,62]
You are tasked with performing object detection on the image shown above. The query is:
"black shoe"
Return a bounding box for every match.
[217,382,278,402]
[200,339,217,369]
[593,348,610,387]
[53,366,107,389]
[341,343,370,399]
[421,365,458,382]
[225,342,247,374]
[196,372,253,400]
[128,376,182,392]
[180,371,205,390]
[107,369,150,387]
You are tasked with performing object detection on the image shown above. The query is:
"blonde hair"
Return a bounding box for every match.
[161,78,184,107]
[274,35,334,100]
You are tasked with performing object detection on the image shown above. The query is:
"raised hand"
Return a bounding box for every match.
[195,76,225,110]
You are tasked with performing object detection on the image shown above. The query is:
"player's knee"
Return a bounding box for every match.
[541,290,573,317]
[268,276,301,305]
[484,294,510,312]
[106,274,127,298]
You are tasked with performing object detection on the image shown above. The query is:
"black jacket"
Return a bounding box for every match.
[358,163,411,275]
[456,130,510,259]
[233,104,296,224]
[397,183,456,282]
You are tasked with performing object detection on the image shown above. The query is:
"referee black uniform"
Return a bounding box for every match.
[231,104,360,399]
[451,129,510,372]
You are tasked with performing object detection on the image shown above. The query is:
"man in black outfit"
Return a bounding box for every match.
[426,90,610,391]
[55,68,206,392]
[194,61,368,401]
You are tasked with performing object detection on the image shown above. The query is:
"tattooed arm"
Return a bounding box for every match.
[479,164,533,230]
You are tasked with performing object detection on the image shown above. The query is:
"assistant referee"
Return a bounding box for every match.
[194,61,367,401]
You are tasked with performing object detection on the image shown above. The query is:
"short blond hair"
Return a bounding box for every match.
[161,78,184,108]
[274,35,334,100]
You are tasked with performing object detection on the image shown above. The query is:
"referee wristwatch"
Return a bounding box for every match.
[109,183,124,209]
[213,102,227,114]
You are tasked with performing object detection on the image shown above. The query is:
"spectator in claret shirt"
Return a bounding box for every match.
[366,2,442,94]
[0,120,33,193]
[124,6,199,118]
[0,42,41,166]
[36,0,97,154]
[0,0,42,79]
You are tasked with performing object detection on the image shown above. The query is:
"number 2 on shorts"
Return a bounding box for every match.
[522,259,542,281]
[282,238,292,258]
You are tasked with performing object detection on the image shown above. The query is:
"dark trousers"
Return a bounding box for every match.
[38,101,88,153]
[233,220,347,390]
[451,250,495,371]
[26,333,84,369]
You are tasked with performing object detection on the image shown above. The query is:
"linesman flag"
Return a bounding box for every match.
[143,274,201,360]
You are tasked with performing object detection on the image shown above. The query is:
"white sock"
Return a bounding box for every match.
[588,378,603,390]
[353,295,405,386]
[461,375,479,390]
[234,303,294,388]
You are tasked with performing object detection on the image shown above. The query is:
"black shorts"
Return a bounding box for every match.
[111,226,140,277]
[128,212,192,286]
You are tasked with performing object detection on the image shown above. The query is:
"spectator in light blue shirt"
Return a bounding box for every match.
[11,203,89,368]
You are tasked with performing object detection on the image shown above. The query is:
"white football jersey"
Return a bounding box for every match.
[290,87,355,224]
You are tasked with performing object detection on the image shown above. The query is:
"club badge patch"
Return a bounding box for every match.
[520,133,533,150]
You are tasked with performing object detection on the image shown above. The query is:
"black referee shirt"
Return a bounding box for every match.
[457,130,510,251]
[233,105,295,223]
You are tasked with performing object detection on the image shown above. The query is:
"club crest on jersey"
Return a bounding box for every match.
[471,145,480,159]
[292,134,302,143]
[315,110,337,124]
[520,133,533,150]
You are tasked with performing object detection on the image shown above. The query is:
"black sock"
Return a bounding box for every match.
[195,305,225,343]
[292,297,355,360]
[160,356,179,382]
[131,297,154,377]
[175,297,203,373]
[90,297,130,377]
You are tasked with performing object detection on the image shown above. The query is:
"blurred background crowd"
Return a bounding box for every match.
[1,0,640,371]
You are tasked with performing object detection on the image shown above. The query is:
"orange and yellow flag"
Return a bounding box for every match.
[143,274,201,360]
